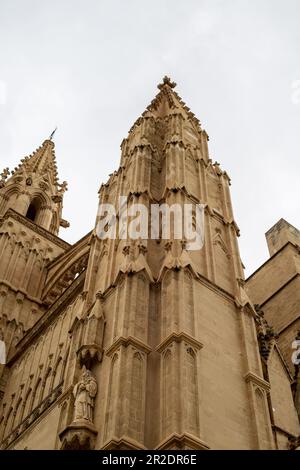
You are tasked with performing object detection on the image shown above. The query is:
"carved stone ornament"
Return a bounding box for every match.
[157,76,177,90]
[59,421,98,450]
[76,294,105,368]
[59,368,98,450]
[52,194,62,203]
[288,435,300,450]
[254,304,278,361]
[77,344,103,369]
[0,167,10,188]
[73,368,97,423]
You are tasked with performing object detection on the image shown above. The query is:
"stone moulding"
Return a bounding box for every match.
[156,332,204,353]
[106,335,152,357]
[59,420,98,450]
[1,209,70,250]
[76,343,103,368]
[101,436,147,450]
[244,371,271,391]
[0,280,43,306]
[86,265,236,311]
[156,432,210,450]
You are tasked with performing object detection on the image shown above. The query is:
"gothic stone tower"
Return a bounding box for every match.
[0,78,299,450]
[0,138,71,396]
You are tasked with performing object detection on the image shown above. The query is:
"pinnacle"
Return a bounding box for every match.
[8,137,59,186]
[157,76,177,90]
[127,76,203,137]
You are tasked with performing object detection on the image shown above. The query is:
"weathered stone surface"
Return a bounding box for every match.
[0,78,299,450]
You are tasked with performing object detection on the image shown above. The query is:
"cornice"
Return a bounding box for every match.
[245,241,298,282]
[106,336,152,357]
[96,185,238,231]
[1,209,70,250]
[277,315,300,336]
[95,263,236,309]
[244,371,270,391]
[260,273,299,308]
[0,281,43,305]
[102,436,147,450]
[156,332,204,353]
[196,272,235,304]
[156,432,210,450]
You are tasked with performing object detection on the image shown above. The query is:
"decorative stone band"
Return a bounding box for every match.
[102,436,147,450]
[0,280,43,307]
[105,336,152,357]
[244,371,271,391]
[156,432,210,450]
[1,209,70,250]
[156,332,204,354]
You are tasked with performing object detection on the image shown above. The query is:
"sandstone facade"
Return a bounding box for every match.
[0,77,299,450]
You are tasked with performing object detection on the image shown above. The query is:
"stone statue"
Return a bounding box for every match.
[73,368,97,423]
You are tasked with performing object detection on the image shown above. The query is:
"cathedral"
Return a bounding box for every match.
[0,77,299,450]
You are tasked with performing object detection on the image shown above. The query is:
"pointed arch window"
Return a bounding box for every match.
[26,198,41,222]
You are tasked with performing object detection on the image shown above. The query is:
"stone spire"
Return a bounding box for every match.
[11,138,59,184]
[117,75,210,203]
[77,77,263,451]
[97,75,241,295]
[126,75,203,136]
[0,137,69,235]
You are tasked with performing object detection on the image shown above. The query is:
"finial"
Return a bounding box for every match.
[0,167,10,188]
[58,180,68,193]
[49,127,57,141]
[157,76,177,90]
[0,167,10,179]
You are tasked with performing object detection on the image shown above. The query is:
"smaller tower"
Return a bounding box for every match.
[0,137,69,234]
[0,137,70,377]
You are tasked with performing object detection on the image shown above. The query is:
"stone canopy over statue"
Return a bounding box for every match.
[73,368,97,423]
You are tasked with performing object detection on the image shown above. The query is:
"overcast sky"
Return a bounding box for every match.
[0,0,299,276]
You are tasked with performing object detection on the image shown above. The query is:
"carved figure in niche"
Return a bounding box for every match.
[73,368,97,423]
